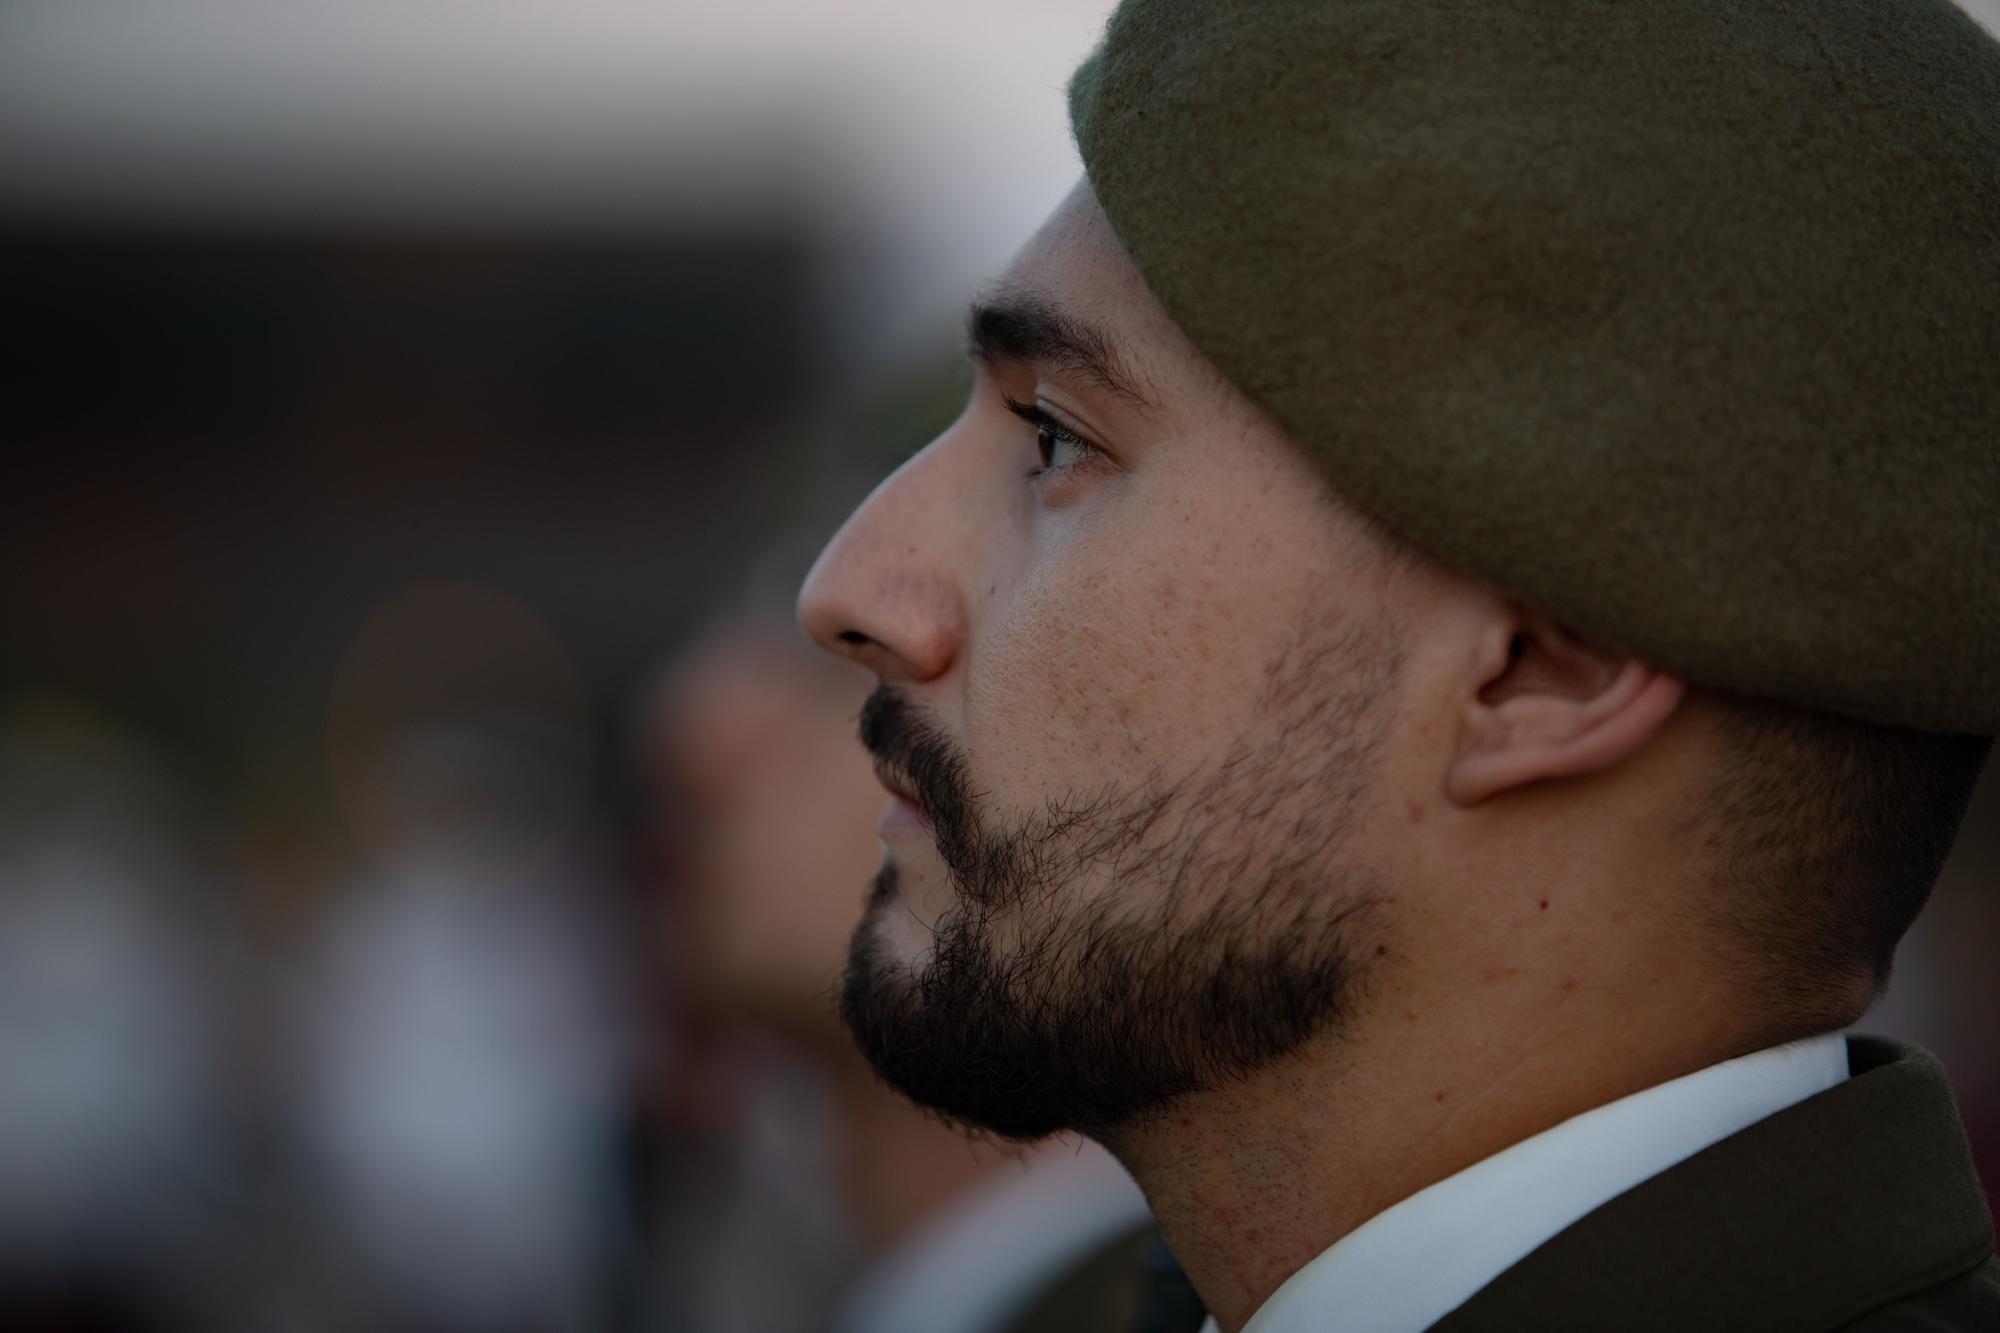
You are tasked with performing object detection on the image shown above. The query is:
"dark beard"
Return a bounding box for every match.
[841,619,1398,1142]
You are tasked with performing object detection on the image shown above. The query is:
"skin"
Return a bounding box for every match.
[798,181,1872,1331]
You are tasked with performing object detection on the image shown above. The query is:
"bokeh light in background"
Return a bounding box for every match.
[2,2,1997,1330]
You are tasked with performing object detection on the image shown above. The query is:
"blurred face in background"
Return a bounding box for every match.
[654,618,880,1042]
[798,183,1455,1140]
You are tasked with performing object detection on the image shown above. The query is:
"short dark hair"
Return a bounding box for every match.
[1704,695,1992,1017]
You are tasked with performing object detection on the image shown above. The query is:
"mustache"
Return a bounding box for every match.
[858,686,982,876]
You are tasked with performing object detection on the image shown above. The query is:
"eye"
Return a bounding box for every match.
[1002,396,1104,478]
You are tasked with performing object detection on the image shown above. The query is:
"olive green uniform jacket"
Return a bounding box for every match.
[1428,1036,1999,1331]
[1121,1036,1997,1332]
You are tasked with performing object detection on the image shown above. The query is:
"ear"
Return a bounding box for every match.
[1445,611,1687,807]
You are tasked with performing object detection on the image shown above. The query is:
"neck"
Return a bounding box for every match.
[1096,937,1765,1332]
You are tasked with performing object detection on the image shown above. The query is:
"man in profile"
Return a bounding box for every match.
[796,0,2000,1328]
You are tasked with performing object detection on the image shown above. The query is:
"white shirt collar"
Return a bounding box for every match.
[1205,1032,1850,1333]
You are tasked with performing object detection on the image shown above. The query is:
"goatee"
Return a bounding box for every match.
[841,622,1399,1142]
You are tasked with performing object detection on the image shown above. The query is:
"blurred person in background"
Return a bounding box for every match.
[796,1,2000,1330]
[293,584,640,1333]
[646,554,1156,1333]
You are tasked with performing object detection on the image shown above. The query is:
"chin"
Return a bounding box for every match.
[840,906,1077,1142]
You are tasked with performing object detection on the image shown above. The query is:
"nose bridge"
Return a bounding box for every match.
[797,440,972,681]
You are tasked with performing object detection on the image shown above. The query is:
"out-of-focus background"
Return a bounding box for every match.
[1,3,1996,1331]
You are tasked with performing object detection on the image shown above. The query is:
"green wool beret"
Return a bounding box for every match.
[1069,0,2000,734]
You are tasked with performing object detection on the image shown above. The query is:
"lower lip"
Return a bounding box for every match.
[878,795,929,837]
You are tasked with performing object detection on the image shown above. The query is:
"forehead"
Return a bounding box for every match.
[994,180,1233,407]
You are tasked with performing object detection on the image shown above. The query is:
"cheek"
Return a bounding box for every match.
[964,508,1292,806]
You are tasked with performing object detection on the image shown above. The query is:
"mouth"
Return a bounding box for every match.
[873,762,921,808]
[873,763,932,835]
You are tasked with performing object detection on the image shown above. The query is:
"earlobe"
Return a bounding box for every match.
[1445,619,1687,807]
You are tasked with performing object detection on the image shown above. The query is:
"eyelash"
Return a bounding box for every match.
[1002,396,1104,479]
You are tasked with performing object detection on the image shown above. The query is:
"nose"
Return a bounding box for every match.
[797,445,970,683]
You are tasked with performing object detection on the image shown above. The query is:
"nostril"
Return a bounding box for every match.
[839,630,869,646]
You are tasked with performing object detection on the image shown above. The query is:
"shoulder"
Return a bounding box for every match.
[1434,1037,1999,1333]
[1836,1254,2000,1332]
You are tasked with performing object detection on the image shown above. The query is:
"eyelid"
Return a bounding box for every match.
[1000,395,1104,455]
[1002,395,1048,430]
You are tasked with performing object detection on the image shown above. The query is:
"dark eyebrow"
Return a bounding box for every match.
[965,293,1151,407]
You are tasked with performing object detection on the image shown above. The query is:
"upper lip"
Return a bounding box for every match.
[873,763,921,809]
